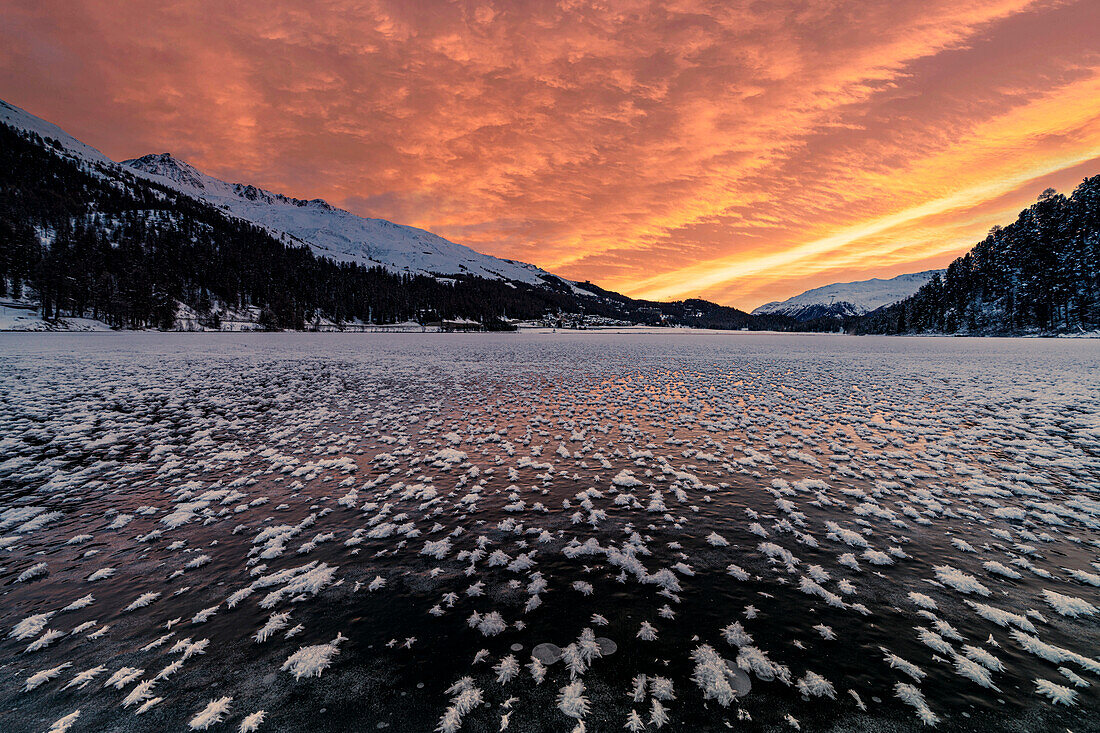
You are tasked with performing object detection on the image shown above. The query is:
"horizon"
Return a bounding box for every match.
[2,1,1099,310]
[1,5,1099,731]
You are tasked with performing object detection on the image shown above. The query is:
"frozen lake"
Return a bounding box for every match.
[1,331,1098,732]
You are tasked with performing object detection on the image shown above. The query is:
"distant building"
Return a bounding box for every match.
[430,318,484,332]
[370,320,427,333]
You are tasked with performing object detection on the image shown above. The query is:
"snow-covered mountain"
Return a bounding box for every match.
[121,153,559,284]
[752,270,941,321]
[0,99,115,167]
[0,99,560,286]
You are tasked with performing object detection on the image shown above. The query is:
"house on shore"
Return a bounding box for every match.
[423,318,484,332]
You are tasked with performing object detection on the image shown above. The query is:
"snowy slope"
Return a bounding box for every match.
[120,153,557,284]
[0,99,560,285]
[0,300,111,331]
[753,271,941,320]
[0,100,115,167]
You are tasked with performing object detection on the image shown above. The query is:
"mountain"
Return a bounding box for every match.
[0,99,115,167]
[0,99,789,332]
[752,270,941,321]
[853,181,1100,335]
[121,153,562,286]
[5,98,1094,336]
[1,99,561,288]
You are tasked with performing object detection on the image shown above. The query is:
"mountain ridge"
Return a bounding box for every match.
[0,103,783,332]
[851,182,1100,335]
[752,270,942,321]
[4,98,1092,335]
[121,151,562,285]
[0,99,561,288]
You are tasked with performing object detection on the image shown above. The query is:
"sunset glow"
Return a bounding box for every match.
[4,0,1098,308]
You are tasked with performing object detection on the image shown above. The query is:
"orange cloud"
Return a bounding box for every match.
[1,0,1097,309]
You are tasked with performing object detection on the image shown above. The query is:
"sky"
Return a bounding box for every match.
[2,0,1099,310]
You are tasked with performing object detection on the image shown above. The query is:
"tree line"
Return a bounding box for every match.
[799,178,1100,335]
[13,118,1088,337]
[2,123,785,331]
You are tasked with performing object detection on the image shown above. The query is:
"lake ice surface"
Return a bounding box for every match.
[0,331,1098,732]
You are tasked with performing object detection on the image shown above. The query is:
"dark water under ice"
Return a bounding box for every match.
[0,331,1098,732]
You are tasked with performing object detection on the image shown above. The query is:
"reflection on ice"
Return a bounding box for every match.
[0,332,1097,732]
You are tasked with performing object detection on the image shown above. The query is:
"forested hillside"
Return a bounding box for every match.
[848,178,1099,335]
[0,123,788,331]
[6,112,1092,336]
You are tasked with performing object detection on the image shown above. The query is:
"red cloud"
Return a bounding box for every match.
[2,0,1097,308]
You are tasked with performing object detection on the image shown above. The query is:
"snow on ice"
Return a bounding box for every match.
[0,332,1097,731]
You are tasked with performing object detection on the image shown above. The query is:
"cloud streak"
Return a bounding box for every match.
[1,0,1097,308]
